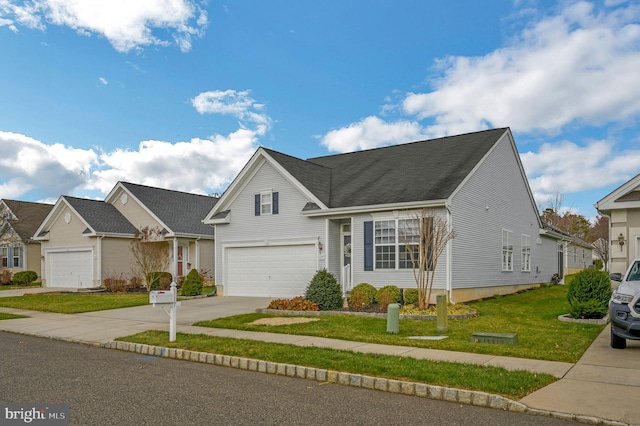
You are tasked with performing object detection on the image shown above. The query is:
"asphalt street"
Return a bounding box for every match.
[0,332,575,426]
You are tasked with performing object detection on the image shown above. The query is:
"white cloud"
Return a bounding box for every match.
[320,116,427,153]
[0,130,98,199]
[521,138,640,202]
[0,88,273,201]
[0,0,207,52]
[99,77,108,85]
[191,89,272,132]
[402,1,640,136]
[88,128,260,195]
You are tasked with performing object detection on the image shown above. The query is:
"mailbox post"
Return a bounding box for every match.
[149,281,180,342]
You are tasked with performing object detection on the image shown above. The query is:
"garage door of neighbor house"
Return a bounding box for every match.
[226,245,317,297]
[49,250,93,288]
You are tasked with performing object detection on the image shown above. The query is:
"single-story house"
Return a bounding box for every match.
[203,127,564,302]
[0,199,53,281]
[34,182,218,288]
[595,173,640,274]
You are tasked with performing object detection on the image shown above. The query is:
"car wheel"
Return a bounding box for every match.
[611,328,627,349]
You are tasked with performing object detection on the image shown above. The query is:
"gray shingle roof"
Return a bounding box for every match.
[266,128,508,209]
[2,199,54,241]
[121,182,217,236]
[64,197,138,234]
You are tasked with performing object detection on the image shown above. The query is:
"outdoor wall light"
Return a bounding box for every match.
[317,241,323,252]
[618,233,625,251]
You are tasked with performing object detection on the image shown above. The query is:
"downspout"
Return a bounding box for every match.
[195,237,201,271]
[445,201,454,303]
[97,235,105,288]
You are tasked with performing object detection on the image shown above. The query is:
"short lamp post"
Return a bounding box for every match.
[618,233,625,252]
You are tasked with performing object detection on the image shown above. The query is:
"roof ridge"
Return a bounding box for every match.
[306,127,509,161]
[120,181,218,199]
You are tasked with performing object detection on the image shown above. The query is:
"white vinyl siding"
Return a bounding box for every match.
[502,229,513,272]
[521,234,531,272]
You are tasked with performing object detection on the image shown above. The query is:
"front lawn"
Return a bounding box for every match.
[0,293,149,314]
[196,284,604,363]
[119,330,556,399]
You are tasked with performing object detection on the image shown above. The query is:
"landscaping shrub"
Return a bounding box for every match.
[348,290,371,311]
[12,270,38,286]
[0,269,11,285]
[567,269,612,319]
[103,276,129,293]
[147,272,173,290]
[403,288,419,306]
[181,269,203,296]
[267,296,319,311]
[349,283,378,309]
[377,285,401,311]
[304,269,343,311]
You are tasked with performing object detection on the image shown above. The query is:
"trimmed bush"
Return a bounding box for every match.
[267,296,319,311]
[304,269,343,311]
[377,285,401,310]
[12,270,38,286]
[567,269,612,319]
[403,288,419,305]
[593,259,603,271]
[349,283,377,309]
[147,272,173,290]
[181,269,203,296]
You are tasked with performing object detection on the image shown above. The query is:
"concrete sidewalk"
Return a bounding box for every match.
[0,294,638,425]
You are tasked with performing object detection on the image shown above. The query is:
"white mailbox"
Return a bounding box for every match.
[150,289,175,305]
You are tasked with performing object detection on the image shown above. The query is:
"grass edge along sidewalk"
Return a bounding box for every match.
[117,330,556,400]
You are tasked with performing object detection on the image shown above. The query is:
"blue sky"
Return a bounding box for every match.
[1,0,639,220]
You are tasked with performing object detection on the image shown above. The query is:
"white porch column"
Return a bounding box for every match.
[172,237,179,278]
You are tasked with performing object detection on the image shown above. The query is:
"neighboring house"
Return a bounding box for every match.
[203,128,563,302]
[595,173,640,274]
[0,199,53,280]
[34,182,218,288]
[566,237,594,274]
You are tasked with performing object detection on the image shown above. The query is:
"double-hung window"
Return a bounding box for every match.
[521,234,531,272]
[254,191,279,216]
[374,219,420,270]
[0,247,7,268]
[502,229,513,272]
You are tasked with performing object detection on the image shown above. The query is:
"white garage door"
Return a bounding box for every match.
[226,245,317,297]
[49,250,93,288]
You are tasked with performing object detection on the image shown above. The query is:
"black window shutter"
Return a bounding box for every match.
[273,192,279,214]
[364,221,373,271]
[255,194,260,216]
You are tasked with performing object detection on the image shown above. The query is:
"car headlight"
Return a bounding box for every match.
[612,293,635,304]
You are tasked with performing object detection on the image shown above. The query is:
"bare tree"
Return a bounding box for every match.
[129,226,170,291]
[590,215,609,270]
[400,209,457,309]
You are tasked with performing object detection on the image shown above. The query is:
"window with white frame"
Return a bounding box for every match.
[502,229,513,272]
[260,192,272,215]
[521,234,531,272]
[375,219,420,270]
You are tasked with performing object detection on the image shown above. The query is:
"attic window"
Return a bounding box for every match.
[255,192,279,216]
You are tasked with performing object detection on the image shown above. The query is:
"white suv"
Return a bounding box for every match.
[609,259,640,349]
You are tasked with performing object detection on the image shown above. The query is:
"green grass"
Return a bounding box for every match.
[196,284,603,363]
[0,312,28,320]
[118,330,556,399]
[0,293,149,314]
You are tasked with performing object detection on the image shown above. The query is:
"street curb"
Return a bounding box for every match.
[100,339,628,426]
